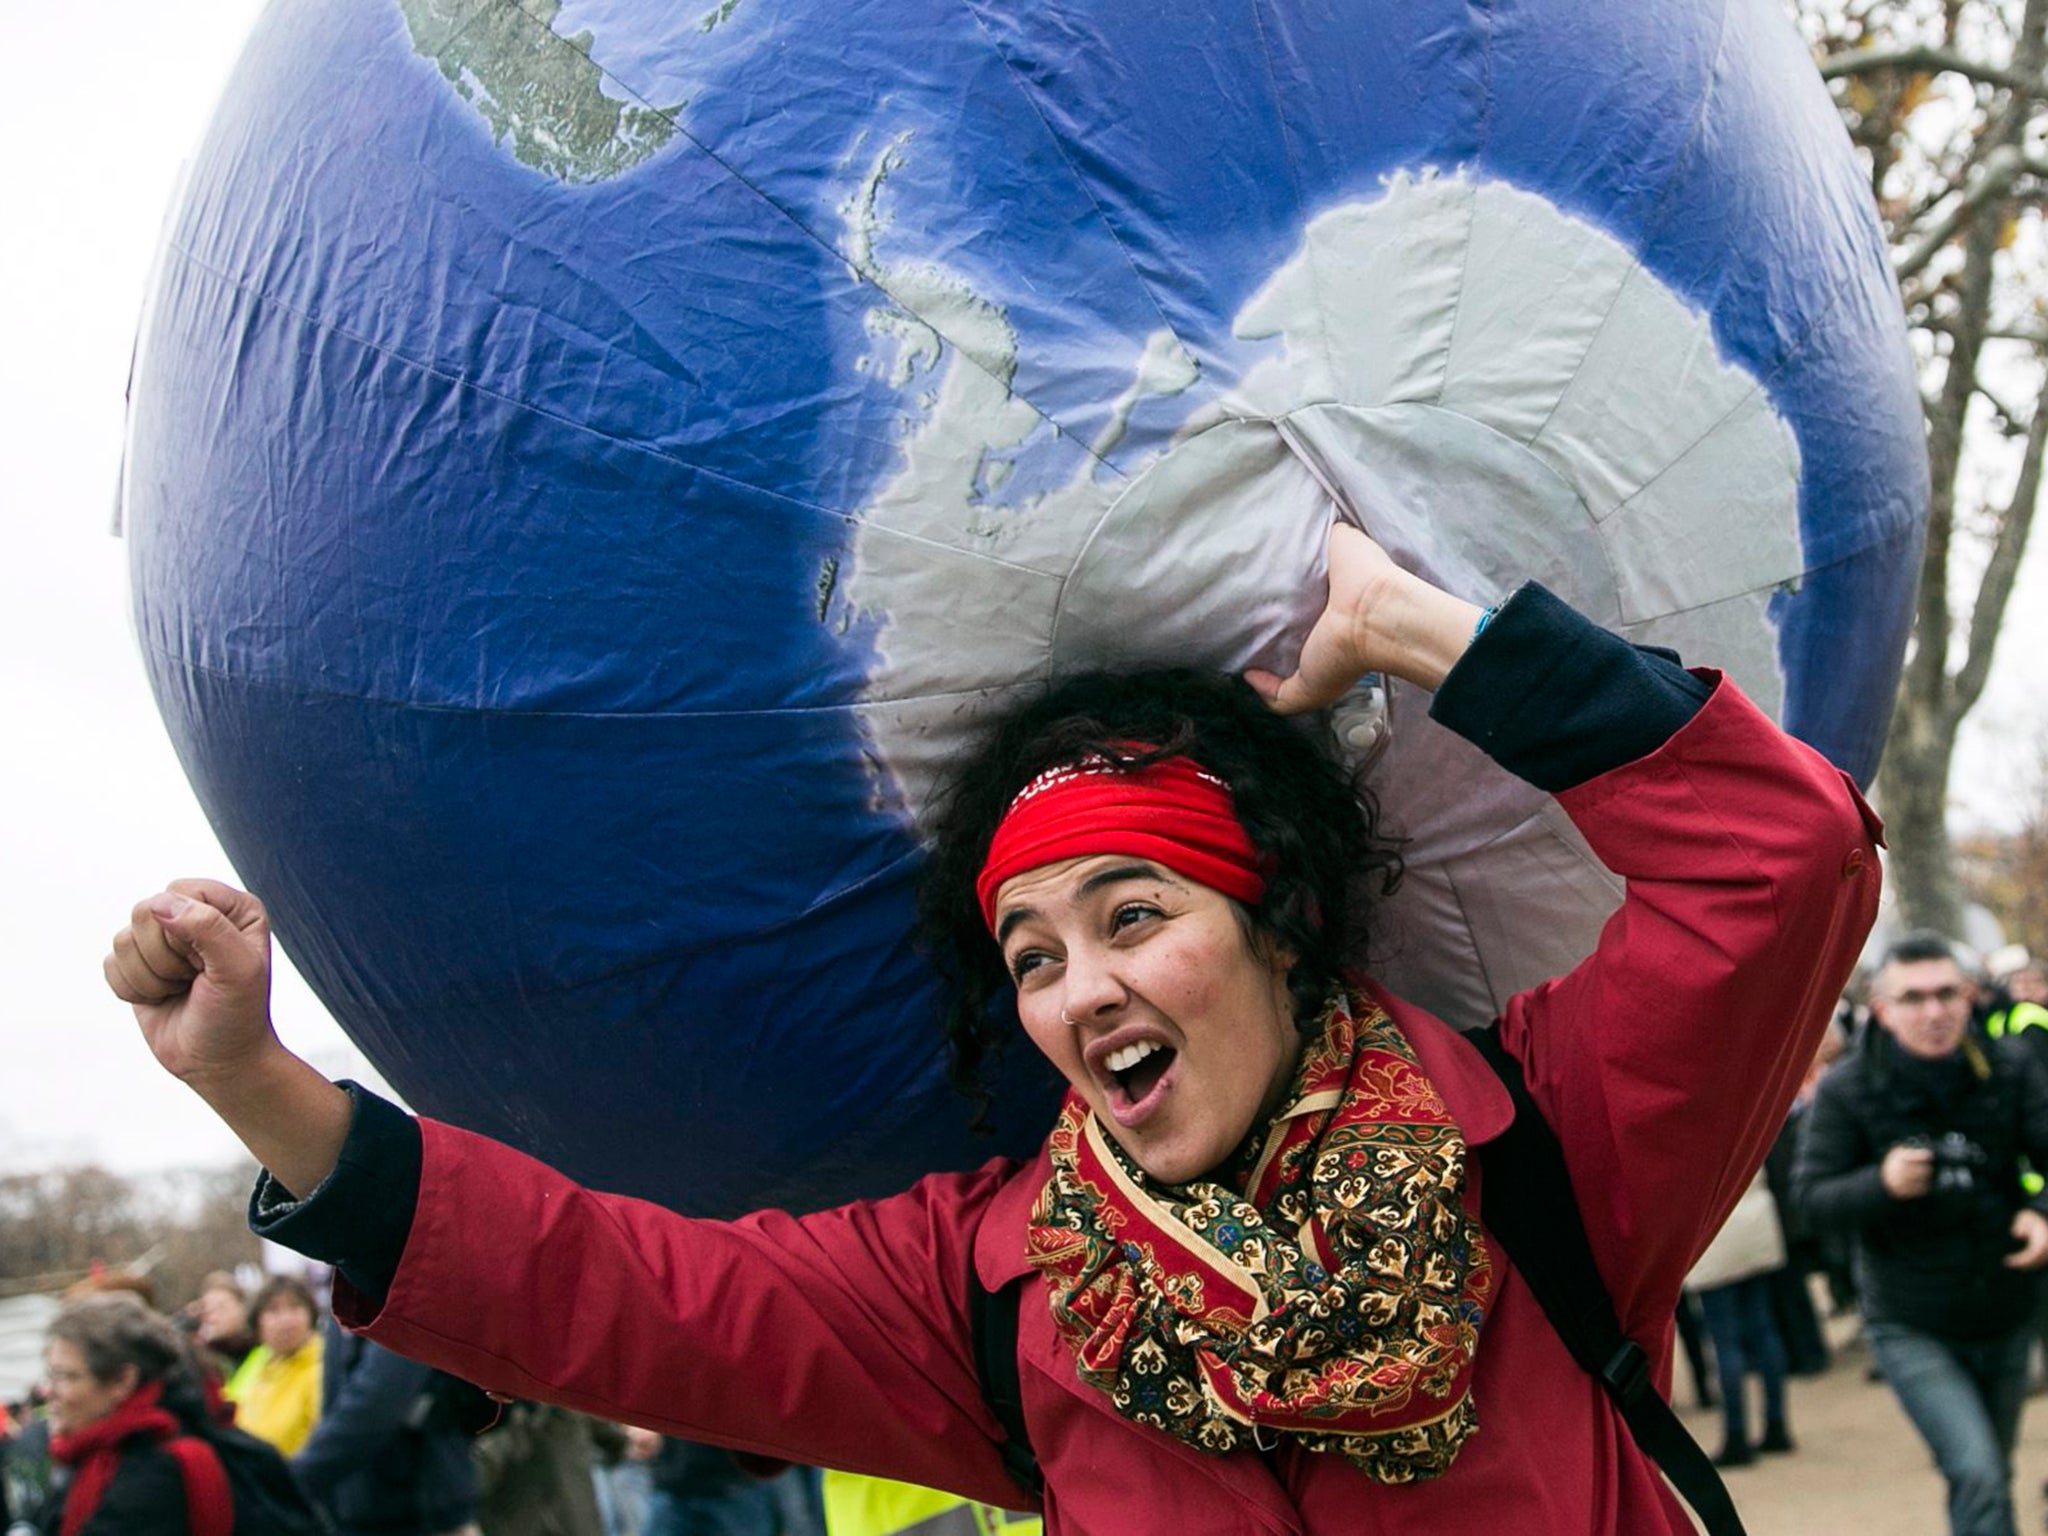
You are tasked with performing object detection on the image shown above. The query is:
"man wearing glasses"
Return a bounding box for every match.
[1796,932,2048,1536]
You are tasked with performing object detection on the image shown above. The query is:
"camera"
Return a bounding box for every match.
[1903,1131,1989,1195]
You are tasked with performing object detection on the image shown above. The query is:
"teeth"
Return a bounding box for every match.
[1105,1040,1162,1075]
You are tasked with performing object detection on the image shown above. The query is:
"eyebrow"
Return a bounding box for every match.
[994,862,1175,945]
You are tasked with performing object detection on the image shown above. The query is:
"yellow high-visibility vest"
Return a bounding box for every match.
[1986,1001,2048,1192]
[1986,1000,2048,1041]
[821,1470,1043,1536]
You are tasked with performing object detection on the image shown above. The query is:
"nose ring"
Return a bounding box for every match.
[1061,1010,1080,1028]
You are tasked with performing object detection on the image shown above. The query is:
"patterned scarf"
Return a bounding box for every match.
[1025,990,1492,1480]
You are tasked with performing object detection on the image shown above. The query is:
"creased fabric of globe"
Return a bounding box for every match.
[126,0,1926,1216]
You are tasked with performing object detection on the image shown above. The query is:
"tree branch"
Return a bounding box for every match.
[1911,165,2009,713]
[1929,311,2048,350]
[1896,144,2031,278]
[1950,395,2048,723]
[1818,43,2044,94]
[1978,378,2037,428]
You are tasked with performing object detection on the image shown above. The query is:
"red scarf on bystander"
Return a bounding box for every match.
[51,1378,233,1536]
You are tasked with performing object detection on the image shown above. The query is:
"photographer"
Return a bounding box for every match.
[1794,931,2048,1536]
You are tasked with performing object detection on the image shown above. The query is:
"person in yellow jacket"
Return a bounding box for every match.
[1985,960,2048,1378]
[1995,955,2048,1007]
[224,1274,324,1454]
[821,1470,1041,1536]
[1985,972,2048,1195]
[1985,981,2048,1049]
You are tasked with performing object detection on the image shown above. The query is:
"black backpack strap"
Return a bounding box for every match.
[968,1268,1043,1498]
[963,1028,1743,1529]
[1466,1022,1747,1536]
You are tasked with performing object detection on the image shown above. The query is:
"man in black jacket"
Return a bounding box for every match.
[1795,932,2048,1536]
[295,1315,478,1536]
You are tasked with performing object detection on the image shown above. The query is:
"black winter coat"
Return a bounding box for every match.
[31,1442,190,1536]
[293,1319,475,1536]
[1792,1028,2048,1339]
[21,1381,324,1536]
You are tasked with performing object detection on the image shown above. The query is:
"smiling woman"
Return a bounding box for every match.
[104,526,1882,1534]
[35,1296,234,1535]
[994,850,1300,1186]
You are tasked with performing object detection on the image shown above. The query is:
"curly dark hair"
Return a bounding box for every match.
[918,668,1402,1128]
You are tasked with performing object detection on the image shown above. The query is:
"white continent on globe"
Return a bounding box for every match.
[837,157,1802,1028]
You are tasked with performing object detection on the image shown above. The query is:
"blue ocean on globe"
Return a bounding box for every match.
[123,0,1924,1214]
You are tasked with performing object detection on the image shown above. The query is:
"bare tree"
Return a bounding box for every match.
[1799,0,2048,935]
[1959,722,2048,945]
[0,1167,150,1289]
[0,1162,262,1309]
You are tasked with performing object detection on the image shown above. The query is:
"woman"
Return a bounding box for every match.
[187,1273,258,1383]
[33,1294,233,1535]
[223,1275,323,1456]
[1686,1169,1794,1466]
[106,527,1880,1532]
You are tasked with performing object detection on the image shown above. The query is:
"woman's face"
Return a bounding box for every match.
[195,1287,246,1344]
[258,1298,315,1358]
[44,1338,134,1435]
[995,853,1300,1184]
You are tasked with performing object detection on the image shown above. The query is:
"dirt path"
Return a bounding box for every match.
[1673,1322,2048,1534]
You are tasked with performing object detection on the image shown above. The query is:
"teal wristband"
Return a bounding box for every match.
[1473,604,1500,640]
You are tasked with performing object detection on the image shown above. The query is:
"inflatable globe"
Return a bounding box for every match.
[123,0,1926,1216]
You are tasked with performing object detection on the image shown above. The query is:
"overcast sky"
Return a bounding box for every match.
[1,2,374,1175]
[3,2,2045,1177]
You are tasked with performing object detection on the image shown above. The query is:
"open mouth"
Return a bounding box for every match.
[1103,1039,1178,1121]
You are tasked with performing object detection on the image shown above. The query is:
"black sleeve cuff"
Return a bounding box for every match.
[248,1080,420,1305]
[1429,582,1711,792]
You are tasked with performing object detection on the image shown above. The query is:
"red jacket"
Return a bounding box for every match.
[337,676,1879,1533]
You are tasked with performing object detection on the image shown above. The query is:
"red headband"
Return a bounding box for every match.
[975,751,1266,931]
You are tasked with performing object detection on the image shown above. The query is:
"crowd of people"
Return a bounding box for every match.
[0,1271,831,1536]
[1673,940,2048,1536]
[12,950,2044,1533]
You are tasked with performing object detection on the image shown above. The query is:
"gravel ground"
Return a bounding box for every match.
[1671,1316,2048,1535]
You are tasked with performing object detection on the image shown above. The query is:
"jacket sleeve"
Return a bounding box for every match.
[304,1127,1027,1509]
[291,1334,431,1498]
[2016,1049,2048,1220]
[248,1082,419,1304]
[1469,655,1882,1337]
[1789,1065,1892,1235]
